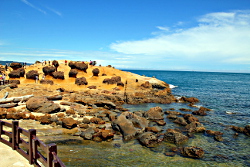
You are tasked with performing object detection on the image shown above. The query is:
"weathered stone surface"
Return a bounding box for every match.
[141,81,152,89]
[40,79,54,85]
[9,80,20,84]
[69,69,78,78]
[173,117,188,126]
[164,129,189,144]
[10,62,22,70]
[52,60,59,71]
[8,70,21,78]
[185,122,206,133]
[180,146,204,158]
[92,68,100,76]
[26,97,61,113]
[52,71,64,79]
[26,70,39,79]
[192,107,208,116]
[206,130,223,136]
[180,97,199,103]
[144,106,164,120]
[138,132,158,147]
[112,112,148,140]
[62,117,78,129]
[75,77,88,85]
[80,127,95,140]
[43,66,56,76]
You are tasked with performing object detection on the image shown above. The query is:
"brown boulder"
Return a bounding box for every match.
[144,106,164,120]
[52,71,64,79]
[138,132,158,147]
[180,146,204,158]
[62,117,78,129]
[164,129,188,144]
[69,69,78,78]
[26,70,39,79]
[180,97,199,103]
[26,97,61,113]
[92,68,100,76]
[37,114,52,124]
[43,66,56,76]
[40,79,54,85]
[8,70,21,78]
[141,81,152,89]
[10,62,22,70]
[173,117,188,126]
[185,122,206,133]
[75,77,88,85]
[243,125,250,136]
[9,80,20,84]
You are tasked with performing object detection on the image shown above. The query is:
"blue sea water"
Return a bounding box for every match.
[59,70,250,167]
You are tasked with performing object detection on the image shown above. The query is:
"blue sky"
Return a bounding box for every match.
[1,0,250,72]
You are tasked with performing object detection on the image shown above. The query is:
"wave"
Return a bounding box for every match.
[169,84,178,89]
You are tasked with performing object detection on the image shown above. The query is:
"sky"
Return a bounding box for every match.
[1,0,250,72]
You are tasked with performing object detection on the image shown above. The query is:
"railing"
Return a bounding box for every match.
[0,120,66,167]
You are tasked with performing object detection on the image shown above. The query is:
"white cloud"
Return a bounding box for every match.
[21,0,46,14]
[46,7,62,17]
[110,10,250,64]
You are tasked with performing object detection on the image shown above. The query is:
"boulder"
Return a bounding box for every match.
[52,60,59,71]
[144,106,164,120]
[10,62,22,70]
[180,97,199,103]
[138,132,158,147]
[80,127,95,140]
[69,69,78,78]
[164,129,189,144]
[26,70,39,79]
[92,68,100,76]
[173,117,188,126]
[26,97,61,113]
[183,114,199,123]
[8,70,21,78]
[52,71,65,79]
[185,122,206,133]
[62,117,78,129]
[243,125,250,136]
[141,81,152,89]
[180,146,204,158]
[117,81,124,87]
[112,112,149,140]
[9,80,20,85]
[192,107,208,116]
[37,114,52,124]
[18,68,25,77]
[75,77,88,85]
[75,62,88,72]
[43,66,56,76]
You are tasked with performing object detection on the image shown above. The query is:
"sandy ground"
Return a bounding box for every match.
[0,142,33,167]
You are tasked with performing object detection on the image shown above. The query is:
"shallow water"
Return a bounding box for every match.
[56,70,250,166]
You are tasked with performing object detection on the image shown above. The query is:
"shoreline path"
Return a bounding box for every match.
[0,142,33,167]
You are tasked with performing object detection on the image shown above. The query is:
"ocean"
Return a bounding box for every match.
[58,70,250,167]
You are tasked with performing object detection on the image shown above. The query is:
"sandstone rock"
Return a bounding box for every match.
[231,126,245,133]
[180,97,199,103]
[43,66,56,76]
[8,70,21,78]
[26,97,61,113]
[52,60,59,71]
[138,132,158,147]
[92,68,100,76]
[75,77,88,85]
[52,71,64,79]
[10,62,22,70]
[185,122,206,133]
[26,70,39,79]
[141,81,152,89]
[180,146,204,158]
[112,112,148,140]
[62,118,78,129]
[192,107,208,116]
[183,114,199,123]
[80,127,95,139]
[144,106,164,120]
[164,129,188,144]
[9,80,20,84]
[206,130,223,136]
[69,69,78,78]
[40,79,54,85]
[173,117,188,126]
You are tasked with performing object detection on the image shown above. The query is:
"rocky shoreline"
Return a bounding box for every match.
[1,60,249,161]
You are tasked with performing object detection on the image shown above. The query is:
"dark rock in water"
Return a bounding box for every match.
[183,114,199,123]
[243,125,250,136]
[180,97,199,103]
[99,129,114,140]
[26,97,61,114]
[138,132,158,147]
[155,120,166,126]
[185,122,206,133]
[231,126,245,133]
[179,108,192,112]
[180,146,204,158]
[214,135,223,142]
[173,117,188,126]
[165,110,182,115]
[145,126,162,133]
[75,77,88,85]
[144,106,164,120]
[112,111,149,141]
[192,107,208,116]
[62,118,78,129]
[167,114,178,120]
[206,130,223,136]
[164,129,189,144]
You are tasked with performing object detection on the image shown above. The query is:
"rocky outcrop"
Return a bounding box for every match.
[26,70,39,79]
[52,71,65,79]
[164,129,189,144]
[69,69,78,78]
[43,66,56,76]
[75,77,88,85]
[180,97,199,103]
[52,60,59,71]
[144,106,164,120]
[112,112,149,140]
[92,68,100,76]
[8,70,21,78]
[180,146,204,158]
[69,62,88,72]
[62,118,78,129]
[40,79,54,85]
[103,76,121,84]
[10,62,22,70]
[26,97,61,113]
[138,132,158,147]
